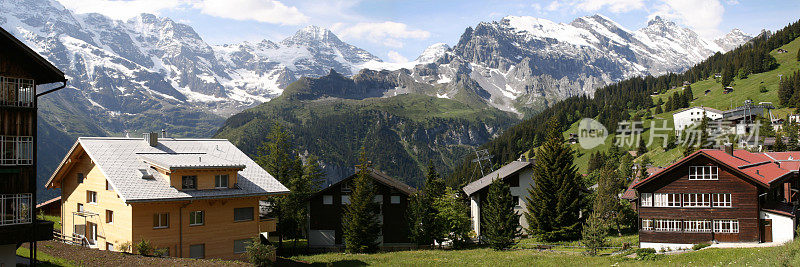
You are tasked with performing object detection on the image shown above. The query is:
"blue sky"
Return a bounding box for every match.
[57,0,800,63]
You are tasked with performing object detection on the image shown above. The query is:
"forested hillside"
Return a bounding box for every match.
[448,19,800,187]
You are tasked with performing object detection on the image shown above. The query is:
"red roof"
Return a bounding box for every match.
[632,149,800,190]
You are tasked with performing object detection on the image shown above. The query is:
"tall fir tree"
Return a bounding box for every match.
[698,112,711,149]
[637,136,648,156]
[408,162,446,245]
[655,104,663,114]
[722,64,734,87]
[581,212,607,256]
[787,123,799,151]
[342,148,382,253]
[255,123,304,250]
[525,119,584,241]
[774,132,787,152]
[482,178,521,250]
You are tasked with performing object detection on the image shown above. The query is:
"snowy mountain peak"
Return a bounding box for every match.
[415,43,450,62]
[715,28,753,51]
[282,25,338,46]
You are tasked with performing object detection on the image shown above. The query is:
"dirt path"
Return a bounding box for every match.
[22,241,252,266]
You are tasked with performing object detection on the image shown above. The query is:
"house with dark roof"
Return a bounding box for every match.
[307,168,416,248]
[462,160,534,238]
[45,134,289,260]
[1,25,67,266]
[624,145,798,250]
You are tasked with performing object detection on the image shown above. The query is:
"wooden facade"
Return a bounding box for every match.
[0,25,65,267]
[307,170,414,247]
[632,149,798,247]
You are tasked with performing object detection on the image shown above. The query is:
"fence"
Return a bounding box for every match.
[0,136,33,165]
[0,77,35,108]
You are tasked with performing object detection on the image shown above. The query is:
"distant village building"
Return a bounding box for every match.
[724,87,734,94]
[704,89,712,95]
[463,160,535,238]
[307,168,415,248]
[777,48,789,53]
[37,196,62,217]
[624,146,797,250]
[45,134,289,260]
[683,81,691,86]
[672,107,724,135]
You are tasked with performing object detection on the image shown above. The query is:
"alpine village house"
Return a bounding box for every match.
[307,168,416,248]
[624,145,798,250]
[45,134,289,260]
[0,26,67,266]
[463,159,535,238]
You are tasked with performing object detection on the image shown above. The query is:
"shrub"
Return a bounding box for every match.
[154,248,169,257]
[245,237,276,267]
[635,248,658,261]
[118,241,132,253]
[693,243,711,250]
[135,239,154,256]
[760,85,768,93]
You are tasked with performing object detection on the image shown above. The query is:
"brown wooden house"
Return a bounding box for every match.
[625,146,798,250]
[307,169,415,248]
[1,25,66,266]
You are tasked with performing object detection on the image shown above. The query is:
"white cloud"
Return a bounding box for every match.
[725,0,739,5]
[193,0,308,25]
[546,1,563,11]
[387,51,409,63]
[651,0,725,38]
[57,0,183,20]
[336,21,430,48]
[576,0,645,13]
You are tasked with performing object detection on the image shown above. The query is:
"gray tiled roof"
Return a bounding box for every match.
[77,137,289,203]
[462,160,532,196]
[139,153,246,171]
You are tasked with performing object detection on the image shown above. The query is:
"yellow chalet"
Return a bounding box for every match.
[45,133,289,260]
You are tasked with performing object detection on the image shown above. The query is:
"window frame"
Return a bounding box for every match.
[341,195,351,205]
[683,193,711,207]
[654,193,681,207]
[181,175,197,190]
[712,193,732,207]
[640,193,653,207]
[87,191,98,204]
[214,174,229,189]
[189,244,205,259]
[233,239,250,254]
[189,210,204,226]
[106,210,114,224]
[233,207,255,222]
[390,195,401,204]
[77,173,84,184]
[322,195,333,205]
[689,166,719,180]
[641,219,653,231]
[153,213,169,229]
[654,219,682,232]
[713,219,739,233]
[684,220,712,232]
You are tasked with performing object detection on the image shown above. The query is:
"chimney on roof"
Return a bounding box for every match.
[723,142,733,156]
[143,132,158,147]
[161,129,167,138]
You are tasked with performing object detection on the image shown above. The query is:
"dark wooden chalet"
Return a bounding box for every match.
[624,146,798,250]
[307,168,416,248]
[1,25,67,266]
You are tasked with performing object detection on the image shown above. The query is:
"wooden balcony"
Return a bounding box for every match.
[0,76,35,108]
[0,136,33,166]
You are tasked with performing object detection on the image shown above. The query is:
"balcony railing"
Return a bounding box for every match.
[0,193,32,226]
[0,76,35,108]
[0,136,33,166]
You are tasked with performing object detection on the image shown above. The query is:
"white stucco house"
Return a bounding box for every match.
[672,107,724,135]
[462,160,534,238]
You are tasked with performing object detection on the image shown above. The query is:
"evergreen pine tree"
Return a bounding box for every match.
[482,178,520,250]
[722,65,734,87]
[797,47,800,62]
[787,123,799,151]
[581,212,607,256]
[699,112,711,149]
[617,154,634,184]
[525,119,584,241]
[342,149,382,253]
[774,132,787,152]
[655,104,663,114]
[637,136,648,156]
[684,85,693,102]
[409,162,446,245]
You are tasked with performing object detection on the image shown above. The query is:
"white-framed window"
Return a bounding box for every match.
[683,193,711,207]
[390,196,401,204]
[654,193,681,207]
[0,77,34,107]
[153,213,169,229]
[655,219,682,232]
[87,191,97,204]
[0,136,33,165]
[689,166,718,180]
[215,174,229,188]
[713,193,732,207]
[713,220,739,233]
[373,195,383,203]
[641,193,653,207]
[322,195,333,205]
[641,219,653,230]
[189,211,204,226]
[341,195,351,204]
[684,220,712,232]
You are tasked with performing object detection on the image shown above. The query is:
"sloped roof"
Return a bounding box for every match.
[463,160,532,196]
[140,153,246,171]
[46,137,289,203]
[314,168,417,197]
[0,26,65,84]
[632,149,799,190]
[673,106,723,115]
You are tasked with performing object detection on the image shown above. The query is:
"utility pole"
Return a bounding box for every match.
[470,148,494,181]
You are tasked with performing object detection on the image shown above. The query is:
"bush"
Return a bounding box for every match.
[245,237,276,267]
[635,248,658,261]
[760,85,768,93]
[118,241,132,253]
[135,239,154,256]
[154,248,169,257]
[693,243,711,250]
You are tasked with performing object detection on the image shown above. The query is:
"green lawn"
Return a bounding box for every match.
[39,214,62,231]
[16,246,77,267]
[293,238,800,266]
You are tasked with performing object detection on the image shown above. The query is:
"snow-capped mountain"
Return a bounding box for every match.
[715,28,752,51]
[382,15,753,113]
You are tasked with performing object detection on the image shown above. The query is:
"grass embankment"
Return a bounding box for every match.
[294,238,800,266]
[16,246,78,267]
